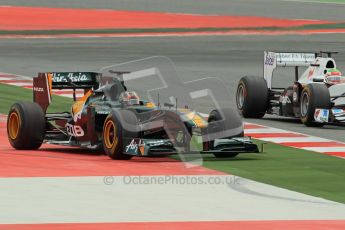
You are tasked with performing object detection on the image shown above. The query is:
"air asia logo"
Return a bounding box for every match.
[126,139,145,155]
[53,73,89,83]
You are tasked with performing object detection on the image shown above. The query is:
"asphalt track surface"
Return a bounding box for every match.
[1,34,345,141]
[1,0,344,21]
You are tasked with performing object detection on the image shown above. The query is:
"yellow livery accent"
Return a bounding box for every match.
[47,73,53,98]
[183,110,207,128]
[191,113,207,128]
[71,90,93,118]
[146,102,156,108]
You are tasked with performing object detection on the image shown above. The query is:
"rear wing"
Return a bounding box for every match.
[33,72,100,112]
[263,51,316,89]
[49,72,99,89]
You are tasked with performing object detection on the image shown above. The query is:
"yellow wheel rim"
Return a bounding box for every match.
[8,111,20,140]
[104,119,118,149]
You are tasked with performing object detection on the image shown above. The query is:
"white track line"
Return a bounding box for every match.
[245,128,290,134]
[258,136,330,143]
[0,114,7,122]
[4,82,32,87]
[302,147,345,152]
[0,77,16,80]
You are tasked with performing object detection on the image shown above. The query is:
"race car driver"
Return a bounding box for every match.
[325,68,345,85]
[119,91,140,106]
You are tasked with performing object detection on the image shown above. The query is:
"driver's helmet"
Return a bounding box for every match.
[119,91,140,106]
[325,68,345,85]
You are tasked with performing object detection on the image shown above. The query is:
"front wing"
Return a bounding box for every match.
[123,137,259,157]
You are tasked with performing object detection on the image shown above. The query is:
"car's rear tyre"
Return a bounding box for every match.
[7,102,45,150]
[236,76,268,118]
[102,110,138,160]
[203,108,243,158]
[300,83,331,127]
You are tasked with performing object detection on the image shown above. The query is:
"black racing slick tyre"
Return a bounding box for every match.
[102,110,138,160]
[7,102,45,150]
[203,108,243,158]
[236,76,268,118]
[300,83,331,127]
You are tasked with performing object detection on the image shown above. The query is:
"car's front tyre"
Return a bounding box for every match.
[236,76,268,118]
[300,83,330,127]
[102,113,133,160]
[202,108,243,158]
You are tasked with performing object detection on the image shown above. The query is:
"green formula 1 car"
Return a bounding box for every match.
[7,71,258,160]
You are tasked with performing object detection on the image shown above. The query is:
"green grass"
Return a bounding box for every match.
[188,140,345,204]
[0,83,72,114]
[289,22,345,30]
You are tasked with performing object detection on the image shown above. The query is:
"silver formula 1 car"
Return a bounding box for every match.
[236,51,345,127]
